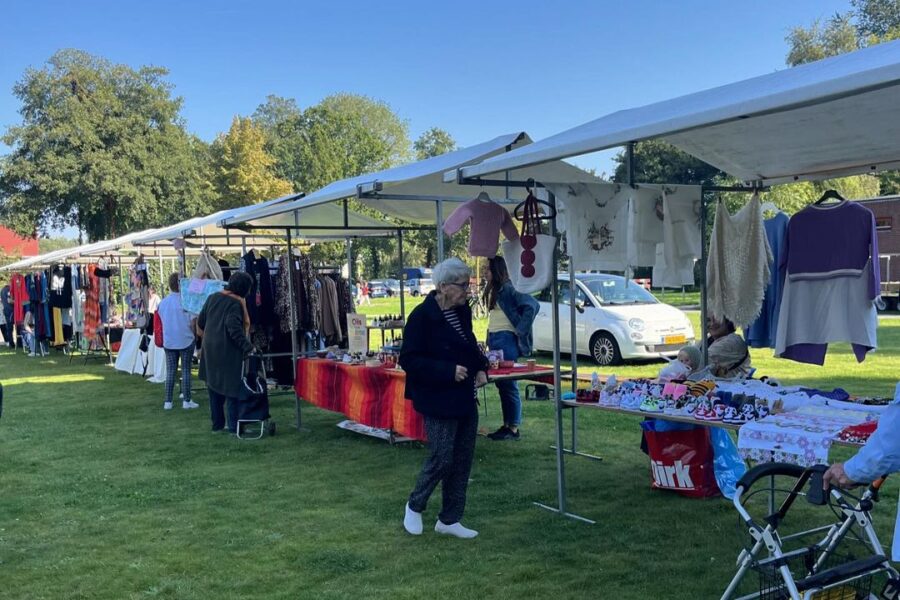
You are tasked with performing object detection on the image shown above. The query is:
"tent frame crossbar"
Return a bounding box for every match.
[223,220,420,432]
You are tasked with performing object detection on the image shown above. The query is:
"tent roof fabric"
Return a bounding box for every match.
[452,40,900,185]
[225,133,600,227]
[134,194,397,245]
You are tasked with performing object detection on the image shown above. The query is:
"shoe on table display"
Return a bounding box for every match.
[639,396,661,413]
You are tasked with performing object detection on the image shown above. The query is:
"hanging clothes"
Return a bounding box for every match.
[192,251,224,280]
[706,195,772,327]
[317,275,343,346]
[275,254,297,333]
[745,212,789,348]
[217,258,233,281]
[549,182,631,270]
[775,201,880,365]
[83,264,101,341]
[442,197,519,258]
[41,271,51,340]
[128,258,151,328]
[10,273,27,323]
[49,265,73,309]
[656,186,702,285]
[52,307,65,346]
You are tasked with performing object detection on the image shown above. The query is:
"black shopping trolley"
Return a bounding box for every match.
[722,463,900,600]
[236,355,276,440]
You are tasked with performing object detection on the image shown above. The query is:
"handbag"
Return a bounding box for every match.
[153,311,164,348]
[502,193,555,294]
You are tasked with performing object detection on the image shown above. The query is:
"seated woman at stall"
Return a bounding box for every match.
[701,317,752,379]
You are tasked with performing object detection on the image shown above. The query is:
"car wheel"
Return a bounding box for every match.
[590,332,622,366]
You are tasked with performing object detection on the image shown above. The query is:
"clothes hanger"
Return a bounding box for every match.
[513,179,557,221]
[814,189,845,206]
[475,191,492,203]
[759,201,780,214]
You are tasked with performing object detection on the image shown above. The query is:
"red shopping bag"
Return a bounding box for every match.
[642,422,720,498]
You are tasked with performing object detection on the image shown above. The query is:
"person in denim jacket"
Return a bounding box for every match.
[482,256,539,441]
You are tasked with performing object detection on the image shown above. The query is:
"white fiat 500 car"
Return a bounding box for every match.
[532,273,695,366]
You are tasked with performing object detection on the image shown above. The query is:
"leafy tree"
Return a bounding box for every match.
[852,0,900,37]
[611,140,723,186]
[0,49,213,241]
[414,127,456,160]
[785,2,896,193]
[38,237,78,253]
[786,14,859,66]
[209,116,293,210]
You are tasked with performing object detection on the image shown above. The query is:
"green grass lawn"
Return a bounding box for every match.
[1,315,899,599]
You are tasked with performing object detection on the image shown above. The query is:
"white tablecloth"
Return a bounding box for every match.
[113,329,166,383]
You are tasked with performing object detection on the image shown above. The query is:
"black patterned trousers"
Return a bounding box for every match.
[408,411,478,525]
[164,343,194,404]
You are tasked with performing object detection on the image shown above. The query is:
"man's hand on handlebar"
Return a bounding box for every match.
[823,462,857,490]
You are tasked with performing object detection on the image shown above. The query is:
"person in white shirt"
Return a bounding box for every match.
[158,273,199,410]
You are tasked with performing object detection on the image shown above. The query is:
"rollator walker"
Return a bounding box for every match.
[722,463,900,600]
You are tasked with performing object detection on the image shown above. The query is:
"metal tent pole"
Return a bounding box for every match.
[346,238,354,282]
[398,229,406,321]
[700,190,709,364]
[286,229,302,430]
[534,193,594,524]
[436,200,445,263]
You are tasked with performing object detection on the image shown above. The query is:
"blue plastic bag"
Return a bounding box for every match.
[710,428,747,500]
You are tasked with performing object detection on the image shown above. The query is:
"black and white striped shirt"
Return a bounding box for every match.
[443,308,467,339]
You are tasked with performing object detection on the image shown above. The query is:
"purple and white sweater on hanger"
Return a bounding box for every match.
[774,201,880,365]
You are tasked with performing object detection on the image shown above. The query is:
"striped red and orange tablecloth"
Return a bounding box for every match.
[294,358,426,441]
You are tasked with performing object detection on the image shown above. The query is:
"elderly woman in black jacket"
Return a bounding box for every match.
[198,272,256,433]
[400,258,488,539]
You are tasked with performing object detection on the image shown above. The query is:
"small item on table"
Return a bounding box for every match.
[526,359,536,371]
[499,360,515,369]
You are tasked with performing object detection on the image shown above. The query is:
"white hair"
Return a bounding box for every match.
[432,257,471,286]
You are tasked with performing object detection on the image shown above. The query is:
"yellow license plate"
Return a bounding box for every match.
[663,334,686,345]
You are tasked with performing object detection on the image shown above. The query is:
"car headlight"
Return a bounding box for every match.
[628,318,645,331]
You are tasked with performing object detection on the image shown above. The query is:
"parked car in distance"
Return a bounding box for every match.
[368,279,401,298]
[531,273,695,366]
[405,278,434,297]
[368,280,389,298]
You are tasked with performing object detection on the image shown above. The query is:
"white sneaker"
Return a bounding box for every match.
[182,400,199,409]
[403,503,423,535]
[27,352,36,357]
[434,520,478,539]
[163,401,174,410]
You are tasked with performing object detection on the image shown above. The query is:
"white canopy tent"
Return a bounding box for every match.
[447,40,900,185]
[223,132,601,230]
[439,40,900,526]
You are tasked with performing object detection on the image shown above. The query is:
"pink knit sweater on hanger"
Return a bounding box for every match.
[442,198,519,258]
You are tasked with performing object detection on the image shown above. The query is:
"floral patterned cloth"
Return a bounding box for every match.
[738,412,861,467]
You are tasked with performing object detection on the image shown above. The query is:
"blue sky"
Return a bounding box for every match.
[2,0,850,235]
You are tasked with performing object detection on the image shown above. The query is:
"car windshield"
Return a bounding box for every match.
[578,276,657,305]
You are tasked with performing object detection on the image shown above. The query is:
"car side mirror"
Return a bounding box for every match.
[575,301,585,314]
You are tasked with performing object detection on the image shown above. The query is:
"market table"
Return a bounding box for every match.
[560,400,865,448]
[294,358,561,441]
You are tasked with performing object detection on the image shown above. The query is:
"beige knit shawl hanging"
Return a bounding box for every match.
[706,194,772,327]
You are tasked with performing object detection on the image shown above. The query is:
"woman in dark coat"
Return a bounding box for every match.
[198,272,255,433]
[400,258,488,539]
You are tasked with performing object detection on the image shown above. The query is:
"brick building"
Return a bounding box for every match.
[0,226,38,258]
[859,196,900,283]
